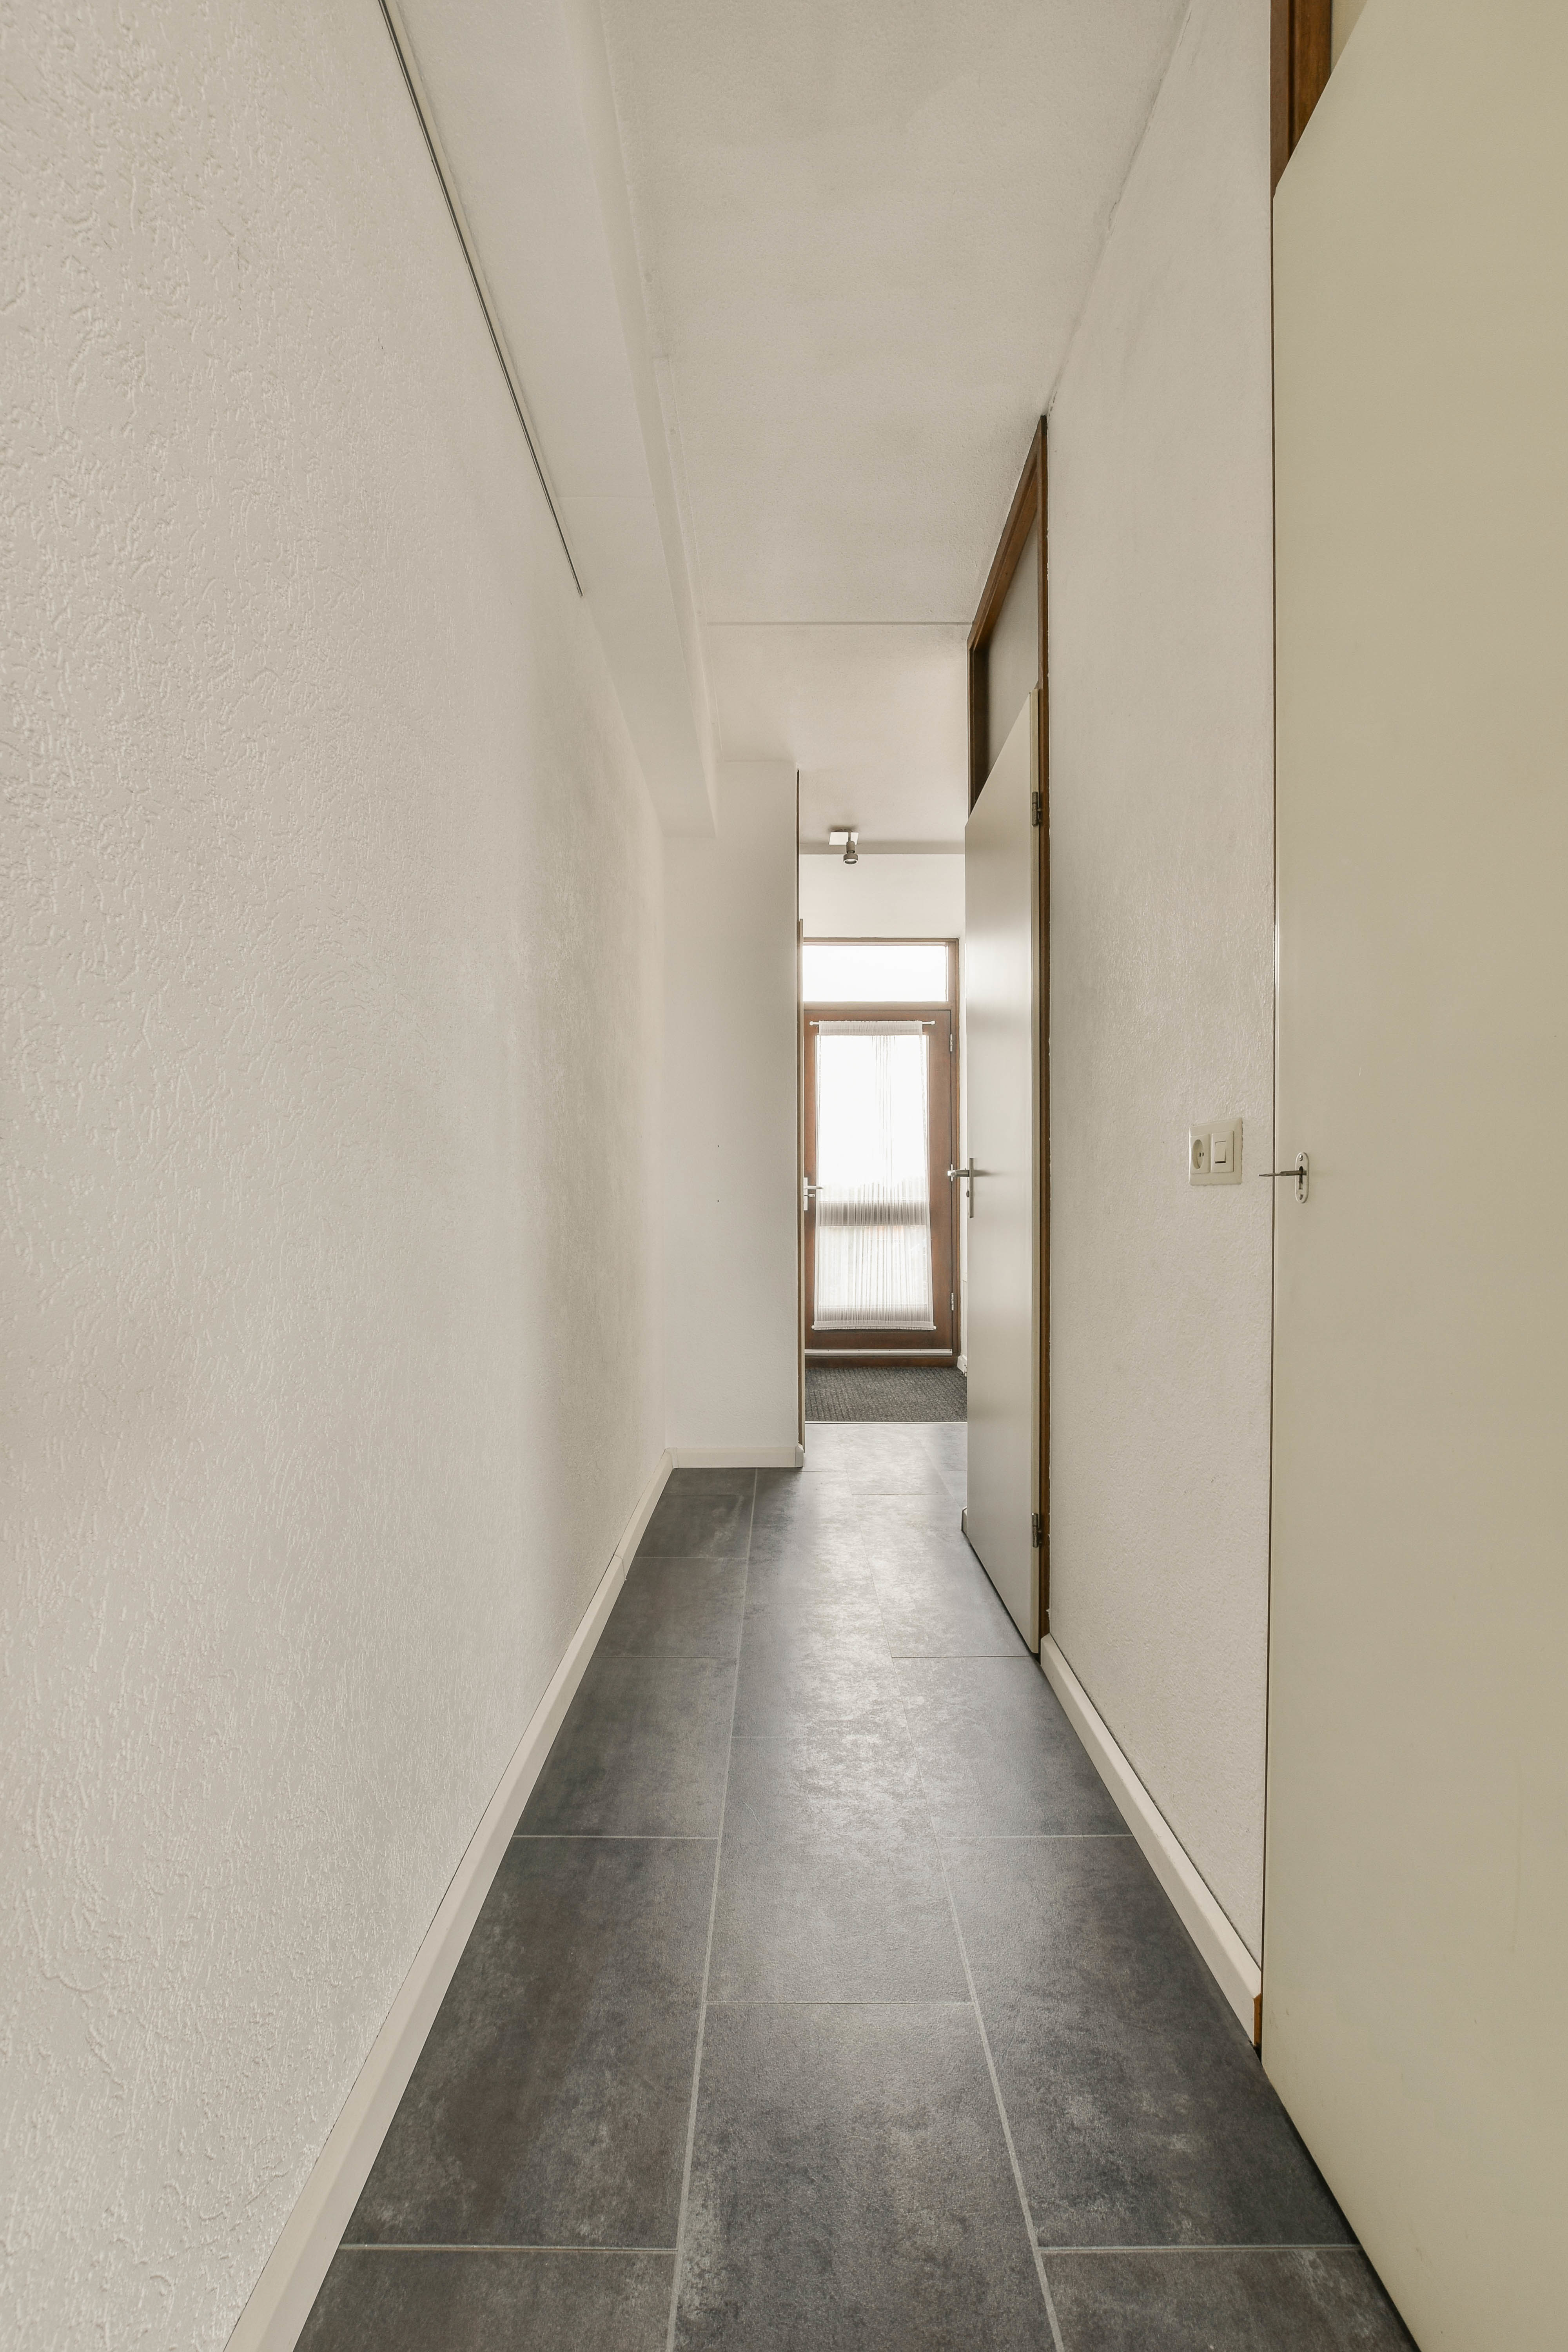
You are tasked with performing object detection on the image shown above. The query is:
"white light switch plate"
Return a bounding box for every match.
[1189,1118,1242,1186]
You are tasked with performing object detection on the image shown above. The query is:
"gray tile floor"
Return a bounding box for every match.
[299,1424,1416,2352]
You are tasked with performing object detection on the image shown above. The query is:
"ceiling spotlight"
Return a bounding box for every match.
[828,828,859,866]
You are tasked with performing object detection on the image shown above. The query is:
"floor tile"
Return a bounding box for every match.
[722,1718,929,1843]
[945,1838,1352,2249]
[673,2003,1054,2351]
[713,1733,962,2000]
[710,1829,966,2002]
[299,2249,673,2351]
[601,1556,746,1659]
[750,1471,872,1560]
[799,1423,953,1494]
[914,1421,968,1500]
[858,1508,1025,1657]
[519,1652,735,1836]
[898,1656,1126,1837]
[741,1565,886,1643]
[639,1471,755,1559]
[1044,2248,1416,2349]
[746,1526,880,1595]
[346,1840,713,2249]
[732,1619,899,1739]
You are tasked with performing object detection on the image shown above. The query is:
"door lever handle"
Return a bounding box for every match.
[947,1158,978,1217]
[1259,1152,1309,1203]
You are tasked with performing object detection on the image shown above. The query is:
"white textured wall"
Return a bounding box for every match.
[1047,0,1275,1957]
[665,765,799,1459]
[0,4,664,2347]
[798,852,964,940]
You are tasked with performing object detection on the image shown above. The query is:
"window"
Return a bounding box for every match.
[812,1023,934,1329]
[801,940,950,1004]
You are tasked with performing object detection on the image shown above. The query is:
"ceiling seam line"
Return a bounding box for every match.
[373,0,583,593]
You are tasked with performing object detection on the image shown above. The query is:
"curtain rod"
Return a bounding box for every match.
[375,0,583,593]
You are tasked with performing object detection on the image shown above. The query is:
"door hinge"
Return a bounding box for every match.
[949,1030,954,1053]
[1031,790,1043,828]
[1031,1512,1044,1548]
[950,1291,956,1314]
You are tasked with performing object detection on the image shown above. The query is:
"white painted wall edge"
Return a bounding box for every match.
[671,1444,802,1469]
[1039,1635,1262,2043]
[224,1445,674,2352]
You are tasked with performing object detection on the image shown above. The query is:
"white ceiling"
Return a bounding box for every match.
[600,0,1187,842]
[400,0,1187,845]
[711,622,967,846]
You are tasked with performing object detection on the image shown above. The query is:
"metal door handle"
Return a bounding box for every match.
[1259,1152,1309,1203]
[803,1179,820,1212]
[947,1158,978,1218]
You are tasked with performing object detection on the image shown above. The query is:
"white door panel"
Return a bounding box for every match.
[1268,5,1568,2345]
[962,692,1040,1651]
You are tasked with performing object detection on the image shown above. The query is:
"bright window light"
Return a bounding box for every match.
[802,940,949,1003]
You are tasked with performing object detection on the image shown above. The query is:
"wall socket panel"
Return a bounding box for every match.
[1189,1118,1242,1185]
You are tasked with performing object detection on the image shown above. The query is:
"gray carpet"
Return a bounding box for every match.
[805,1365,967,1422]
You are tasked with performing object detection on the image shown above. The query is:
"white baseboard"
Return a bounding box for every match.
[671,1444,799,1468]
[225,1446,673,2352]
[1039,1634,1262,2046]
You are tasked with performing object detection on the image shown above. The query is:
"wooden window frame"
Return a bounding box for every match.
[967,422,1050,1635]
[1272,0,1333,190]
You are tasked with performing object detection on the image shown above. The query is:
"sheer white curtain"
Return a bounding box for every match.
[813,1022,934,1330]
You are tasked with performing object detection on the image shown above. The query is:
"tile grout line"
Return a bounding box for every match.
[336,2242,675,2254]
[933,1837,1068,2352]
[931,1831,1134,1842]
[704,1997,976,2009]
[1034,2242,1364,2256]
[882,1436,1066,2348]
[662,1470,757,2352]
[893,1666,1068,2352]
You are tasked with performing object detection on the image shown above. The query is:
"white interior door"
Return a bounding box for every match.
[1267,6,1568,2345]
[962,692,1040,1650]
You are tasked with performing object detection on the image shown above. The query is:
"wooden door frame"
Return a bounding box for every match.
[967,420,1049,1632]
[1272,0,1333,190]
[800,938,961,1369]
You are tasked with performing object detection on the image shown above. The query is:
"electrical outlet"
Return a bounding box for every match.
[1189,1118,1242,1186]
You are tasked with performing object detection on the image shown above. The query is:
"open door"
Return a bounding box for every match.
[960,692,1041,1651]
[1266,5,1568,2343]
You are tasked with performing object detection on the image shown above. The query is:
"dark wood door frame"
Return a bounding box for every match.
[968,422,1047,812]
[1272,0,1333,189]
[967,419,1050,1633]
[802,958,960,1368]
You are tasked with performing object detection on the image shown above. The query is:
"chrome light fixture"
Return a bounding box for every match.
[828,828,859,866]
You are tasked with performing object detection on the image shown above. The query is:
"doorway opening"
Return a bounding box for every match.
[802,938,960,1374]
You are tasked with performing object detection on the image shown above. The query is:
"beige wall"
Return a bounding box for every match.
[664,765,801,1463]
[1333,0,1371,64]
[798,852,964,940]
[1046,0,1275,1957]
[0,4,665,2345]
[1267,2,1568,2339]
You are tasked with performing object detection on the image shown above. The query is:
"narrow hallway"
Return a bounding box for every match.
[299,1432,1412,2352]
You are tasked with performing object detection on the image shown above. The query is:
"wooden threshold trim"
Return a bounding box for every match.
[806,1349,958,1365]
